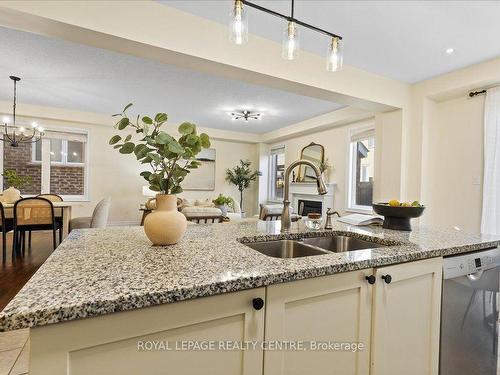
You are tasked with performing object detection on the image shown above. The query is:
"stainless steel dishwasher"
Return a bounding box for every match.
[441,247,500,375]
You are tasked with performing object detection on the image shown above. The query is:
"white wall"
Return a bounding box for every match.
[374,110,403,203]
[180,139,259,216]
[268,110,402,214]
[421,95,484,232]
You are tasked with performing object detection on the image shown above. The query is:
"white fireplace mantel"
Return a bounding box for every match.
[289,182,336,217]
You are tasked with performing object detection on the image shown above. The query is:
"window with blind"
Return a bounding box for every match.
[348,127,375,211]
[2,128,90,200]
[269,146,285,201]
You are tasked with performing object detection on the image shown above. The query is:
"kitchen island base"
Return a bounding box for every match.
[30,288,265,375]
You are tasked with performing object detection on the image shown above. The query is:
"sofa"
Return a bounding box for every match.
[259,203,301,222]
[179,198,242,222]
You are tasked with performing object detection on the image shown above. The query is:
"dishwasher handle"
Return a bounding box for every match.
[466,269,484,281]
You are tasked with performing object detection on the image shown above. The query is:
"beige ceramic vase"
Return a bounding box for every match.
[144,194,187,246]
[3,186,20,203]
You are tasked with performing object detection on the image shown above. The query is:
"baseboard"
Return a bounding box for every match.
[107,220,141,227]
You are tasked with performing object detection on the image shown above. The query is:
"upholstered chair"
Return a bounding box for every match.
[70,198,111,232]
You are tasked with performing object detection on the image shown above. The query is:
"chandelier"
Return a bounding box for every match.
[229,0,344,72]
[230,110,261,121]
[2,76,44,147]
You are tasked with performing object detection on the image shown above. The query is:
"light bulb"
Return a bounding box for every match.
[2,116,9,124]
[282,21,299,60]
[326,37,343,72]
[229,0,248,45]
[37,126,44,132]
[32,121,38,128]
[19,126,26,133]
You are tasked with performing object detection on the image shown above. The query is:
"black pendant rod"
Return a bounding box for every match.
[10,76,20,126]
[241,0,342,40]
[469,89,487,97]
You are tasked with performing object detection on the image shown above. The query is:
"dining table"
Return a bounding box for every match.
[1,201,73,239]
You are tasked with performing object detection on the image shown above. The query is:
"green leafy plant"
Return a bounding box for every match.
[212,194,234,209]
[225,160,260,211]
[2,169,32,190]
[109,103,210,195]
[319,158,331,173]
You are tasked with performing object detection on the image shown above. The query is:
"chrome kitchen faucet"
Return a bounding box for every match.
[281,159,327,232]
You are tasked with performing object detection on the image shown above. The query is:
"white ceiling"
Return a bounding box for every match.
[0,26,344,134]
[162,0,500,83]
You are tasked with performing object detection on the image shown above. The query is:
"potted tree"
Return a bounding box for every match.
[225,160,259,217]
[109,103,210,245]
[2,169,32,203]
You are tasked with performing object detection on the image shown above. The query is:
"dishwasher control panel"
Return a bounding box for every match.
[443,247,500,279]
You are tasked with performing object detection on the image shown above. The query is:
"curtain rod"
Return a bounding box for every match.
[469,89,487,97]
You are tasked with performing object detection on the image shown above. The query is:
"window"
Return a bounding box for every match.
[32,139,85,165]
[348,128,375,211]
[269,146,285,201]
[2,128,90,200]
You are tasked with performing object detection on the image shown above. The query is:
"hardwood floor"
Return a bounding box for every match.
[0,232,54,311]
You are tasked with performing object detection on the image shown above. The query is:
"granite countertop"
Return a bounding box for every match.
[1,220,499,331]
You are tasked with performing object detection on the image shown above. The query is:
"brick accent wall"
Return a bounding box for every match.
[50,165,84,195]
[3,142,41,194]
[3,142,84,195]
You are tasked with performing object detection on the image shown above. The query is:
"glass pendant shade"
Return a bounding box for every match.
[326,37,343,72]
[229,0,248,45]
[282,21,299,60]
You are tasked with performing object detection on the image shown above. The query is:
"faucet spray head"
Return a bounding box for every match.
[316,175,328,195]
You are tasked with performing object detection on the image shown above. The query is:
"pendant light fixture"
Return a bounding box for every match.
[229,0,344,72]
[1,76,44,147]
[229,0,248,45]
[326,36,343,72]
[282,21,299,60]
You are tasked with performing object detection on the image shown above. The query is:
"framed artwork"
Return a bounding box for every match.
[183,148,216,191]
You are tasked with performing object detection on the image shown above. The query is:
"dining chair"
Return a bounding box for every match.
[0,202,13,263]
[70,197,111,231]
[13,197,58,256]
[36,194,64,245]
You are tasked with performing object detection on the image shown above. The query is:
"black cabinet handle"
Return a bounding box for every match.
[365,275,376,284]
[382,274,392,284]
[252,297,264,310]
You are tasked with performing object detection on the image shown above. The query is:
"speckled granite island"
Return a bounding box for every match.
[1,221,499,375]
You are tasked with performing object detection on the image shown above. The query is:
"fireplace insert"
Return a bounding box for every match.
[298,199,322,216]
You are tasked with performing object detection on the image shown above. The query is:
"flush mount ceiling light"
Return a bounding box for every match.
[229,0,344,72]
[2,76,44,147]
[230,110,262,121]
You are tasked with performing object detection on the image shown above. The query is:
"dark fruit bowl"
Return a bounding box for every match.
[372,203,425,231]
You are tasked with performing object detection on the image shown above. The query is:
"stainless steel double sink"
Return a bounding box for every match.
[243,235,385,258]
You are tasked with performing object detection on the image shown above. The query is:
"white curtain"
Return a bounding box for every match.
[481,87,500,234]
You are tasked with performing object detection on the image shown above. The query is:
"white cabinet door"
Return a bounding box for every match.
[371,257,443,375]
[30,288,265,375]
[264,269,374,375]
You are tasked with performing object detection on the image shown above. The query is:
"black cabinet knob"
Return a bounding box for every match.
[382,274,392,284]
[252,297,264,310]
[365,275,376,284]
